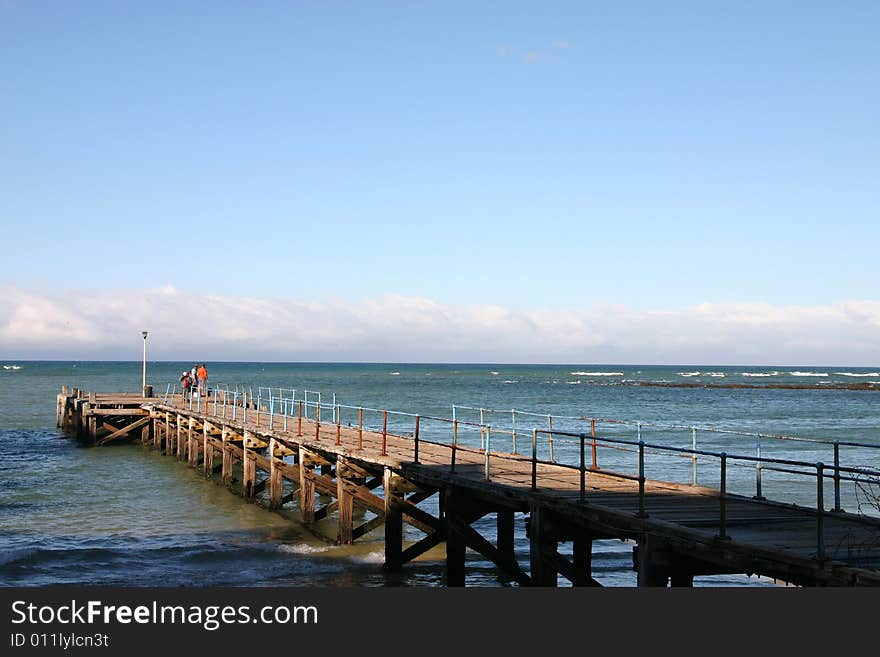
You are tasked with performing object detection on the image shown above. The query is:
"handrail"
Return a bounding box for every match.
[161,381,879,517]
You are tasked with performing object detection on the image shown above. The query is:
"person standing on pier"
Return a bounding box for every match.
[197,363,208,396]
[180,370,192,398]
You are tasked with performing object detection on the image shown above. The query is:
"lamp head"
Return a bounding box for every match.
[142,331,148,339]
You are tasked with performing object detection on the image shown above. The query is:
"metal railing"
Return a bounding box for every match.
[158,382,880,524]
[528,428,880,560]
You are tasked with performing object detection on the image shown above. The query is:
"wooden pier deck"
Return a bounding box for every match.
[56,388,880,587]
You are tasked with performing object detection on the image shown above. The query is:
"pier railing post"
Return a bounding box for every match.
[451,419,458,472]
[691,427,697,485]
[548,415,554,462]
[817,462,826,560]
[754,433,764,500]
[413,415,420,464]
[833,442,841,512]
[297,400,303,437]
[315,403,321,441]
[512,409,517,453]
[591,418,598,470]
[381,410,388,456]
[637,440,647,517]
[579,432,586,502]
[531,429,538,490]
[484,426,491,480]
[357,407,363,450]
[718,453,729,540]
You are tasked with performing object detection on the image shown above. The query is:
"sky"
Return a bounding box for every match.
[1,2,878,364]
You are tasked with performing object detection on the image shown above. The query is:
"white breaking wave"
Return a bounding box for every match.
[789,371,828,377]
[570,371,624,376]
[707,372,725,377]
[2,365,21,370]
[389,371,400,376]
[837,372,880,377]
[503,380,518,384]
[742,372,779,377]
[346,551,386,565]
[567,380,582,385]
[278,544,335,555]
[490,371,500,375]
[678,371,701,377]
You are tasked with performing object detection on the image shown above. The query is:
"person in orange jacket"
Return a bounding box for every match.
[197,363,208,396]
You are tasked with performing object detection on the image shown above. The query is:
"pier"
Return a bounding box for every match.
[56,385,880,587]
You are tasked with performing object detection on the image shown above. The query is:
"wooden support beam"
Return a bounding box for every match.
[164,413,171,455]
[314,500,339,522]
[448,514,531,586]
[543,548,601,587]
[497,509,515,561]
[529,505,558,586]
[242,431,256,499]
[445,488,466,586]
[636,535,670,587]
[400,530,446,564]
[299,446,317,523]
[572,531,598,586]
[351,514,386,541]
[336,456,354,545]
[96,416,151,446]
[222,426,234,486]
[188,417,198,468]
[268,438,284,509]
[384,467,405,572]
[203,424,214,477]
[176,414,184,460]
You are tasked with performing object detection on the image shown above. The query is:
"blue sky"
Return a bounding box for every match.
[1,2,878,362]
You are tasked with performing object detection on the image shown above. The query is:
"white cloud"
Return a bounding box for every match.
[0,284,878,365]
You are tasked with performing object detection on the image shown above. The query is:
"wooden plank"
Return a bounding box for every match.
[86,408,150,416]
[96,416,151,445]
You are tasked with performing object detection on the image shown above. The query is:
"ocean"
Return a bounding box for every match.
[2,361,879,587]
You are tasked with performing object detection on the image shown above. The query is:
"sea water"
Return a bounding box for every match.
[1,361,878,587]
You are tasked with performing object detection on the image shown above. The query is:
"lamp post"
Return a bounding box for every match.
[141,331,148,397]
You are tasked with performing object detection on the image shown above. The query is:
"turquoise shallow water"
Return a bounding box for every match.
[1,361,878,587]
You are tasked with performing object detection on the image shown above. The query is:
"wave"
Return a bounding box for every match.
[278,543,335,556]
[502,380,518,384]
[489,371,500,375]
[837,372,880,377]
[678,372,701,377]
[707,372,725,377]
[570,371,623,376]
[742,372,779,377]
[567,380,582,385]
[389,372,400,376]
[789,371,828,377]
[2,365,21,370]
